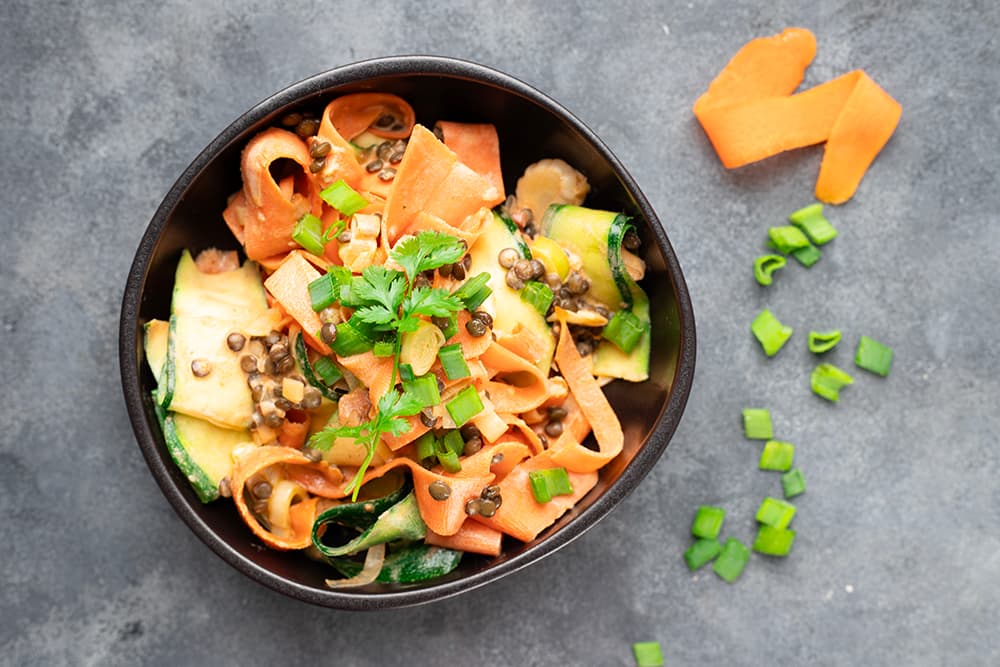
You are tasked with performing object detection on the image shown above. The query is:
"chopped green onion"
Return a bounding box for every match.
[768,225,811,254]
[712,538,749,583]
[632,641,665,667]
[753,525,796,556]
[331,320,373,356]
[808,329,842,354]
[437,314,458,340]
[855,335,893,377]
[372,340,396,357]
[398,363,415,382]
[520,280,554,316]
[308,273,338,311]
[759,440,795,471]
[528,471,552,503]
[319,179,369,217]
[445,385,483,426]
[691,505,726,539]
[440,429,465,458]
[452,272,492,311]
[753,254,786,286]
[684,538,722,571]
[742,408,773,440]
[791,243,821,267]
[602,310,648,354]
[811,363,854,402]
[438,343,471,380]
[403,373,441,408]
[414,431,437,466]
[435,446,462,473]
[292,213,326,256]
[528,467,574,503]
[781,468,806,499]
[789,203,838,245]
[751,309,793,357]
[755,496,796,528]
[312,356,342,386]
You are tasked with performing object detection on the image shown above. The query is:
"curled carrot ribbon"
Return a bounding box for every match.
[693,27,902,204]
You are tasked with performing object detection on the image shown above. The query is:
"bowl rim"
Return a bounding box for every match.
[119,54,696,610]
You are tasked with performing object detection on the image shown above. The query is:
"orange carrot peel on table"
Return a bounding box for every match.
[693,27,902,204]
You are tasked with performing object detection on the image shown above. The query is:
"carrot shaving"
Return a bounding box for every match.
[335,351,394,409]
[473,449,598,542]
[277,410,310,449]
[323,93,415,142]
[479,341,550,414]
[262,251,331,355]
[693,27,901,204]
[284,461,346,498]
[436,121,506,202]
[234,128,321,259]
[426,521,503,557]
[231,446,320,550]
[383,125,500,243]
[547,319,623,473]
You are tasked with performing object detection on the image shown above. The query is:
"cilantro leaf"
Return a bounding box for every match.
[354,266,407,312]
[352,304,398,326]
[402,286,465,320]
[391,230,466,283]
[309,423,365,451]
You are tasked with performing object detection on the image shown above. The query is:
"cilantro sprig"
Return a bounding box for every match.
[307,230,474,499]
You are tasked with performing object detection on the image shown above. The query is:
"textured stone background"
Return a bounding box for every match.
[2,1,998,665]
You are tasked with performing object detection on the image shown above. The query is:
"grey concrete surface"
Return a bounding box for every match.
[2,0,998,665]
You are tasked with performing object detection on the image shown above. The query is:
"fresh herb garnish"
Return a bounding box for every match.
[307,230,476,499]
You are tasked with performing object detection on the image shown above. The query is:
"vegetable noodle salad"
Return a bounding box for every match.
[144,92,652,586]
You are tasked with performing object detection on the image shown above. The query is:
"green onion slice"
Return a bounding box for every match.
[755,496,796,528]
[811,363,854,402]
[331,320,373,357]
[372,340,395,358]
[753,525,796,556]
[751,309,793,357]
[808,329,842,354]
[520,280,554,317]
[602,310,648,354]
[742,408,773,440]
[445,385,483,426]
[855,335,893,377]
[789,203,838,245]
[768,225,811,254]
[414,432,437,467]
[753,254,786,286]
[781,468,806,499]
[312,356,342,387]
[292,213,326,256]
[691,505,726,539]
[438,343,471,380]
[440,429,465,459]
[528,467,574,504]
[684,538,722,571]
[632,641,665,667]
[402,373,441,408]
[713,538,750,583]
[452,272,492,312]
[791,243,821,268]
[320,179,369,217]
[759,440,795,472]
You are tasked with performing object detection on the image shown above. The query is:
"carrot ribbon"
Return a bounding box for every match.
[693,27,902,204]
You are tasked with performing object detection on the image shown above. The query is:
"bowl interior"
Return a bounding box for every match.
[123,59,694,608]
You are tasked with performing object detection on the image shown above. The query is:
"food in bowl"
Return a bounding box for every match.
[143,91,654,587]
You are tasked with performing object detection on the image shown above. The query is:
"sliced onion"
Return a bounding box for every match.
[267,480,308,538]
[324,543,386,589]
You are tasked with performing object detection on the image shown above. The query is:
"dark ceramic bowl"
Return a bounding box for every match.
[120,56,695,610]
